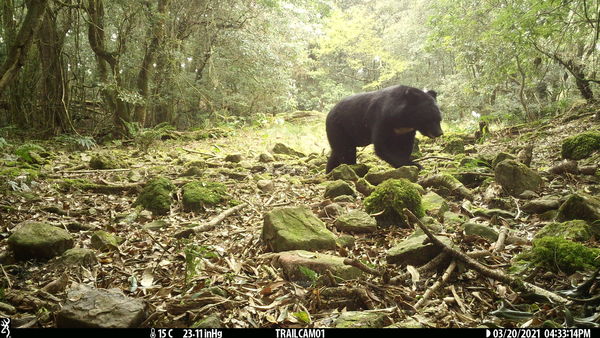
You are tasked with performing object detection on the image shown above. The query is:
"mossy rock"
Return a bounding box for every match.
[387,234,453,265]
[494,160,542,196]
[8,222,74,260]
[421,191,449,218]
[334,210,377,233]
[349,163,370,177]
[442,136,465,154]
[556,193,600,223]
[364,166,419,185]
[535,220,596,242]
[364,179,424,227]
[355,178,375,197]
[492,152,516,168]
[333,311,386,328]
[272,143,305,157]
[134,177,175,215]
[90,230,122,251]
[182,181,228,212]
[58,248,98,266]
[275,250,363,282]
[527,237,600,273]
[328,164,359,182]
[262,206,337,252]
[463,222,499,242]
[324,180,355,199]
[561,131,600,160]
[89,153,124,169]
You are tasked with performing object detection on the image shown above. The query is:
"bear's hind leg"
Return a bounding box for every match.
[326,147,356,173]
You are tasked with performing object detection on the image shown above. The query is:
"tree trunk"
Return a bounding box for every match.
[37,8,73,134]
[86,0,130,138]
[0,0,48,95]
[134,0,170,126]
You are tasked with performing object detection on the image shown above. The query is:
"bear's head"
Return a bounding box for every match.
[401,88,443,139]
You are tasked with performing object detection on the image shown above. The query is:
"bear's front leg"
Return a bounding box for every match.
[373,129,422,170]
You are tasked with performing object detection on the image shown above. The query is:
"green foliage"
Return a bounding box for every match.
[0,138,8,148]
[55,135,96,150]
[14,144,46,164]
[184,244,218,285]
[298,266,319,285]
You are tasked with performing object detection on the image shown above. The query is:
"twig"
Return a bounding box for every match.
[181,148,216,157]
[343,258,382,276]
[403,208,569,304]
[512,197,521,219]
[493,226,508,253]
[0,264,12,288]
[174,203,248,238]
[415,259,457,309]
[389,252,449,284]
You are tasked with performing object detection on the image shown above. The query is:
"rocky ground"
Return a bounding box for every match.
[0,108,599,328]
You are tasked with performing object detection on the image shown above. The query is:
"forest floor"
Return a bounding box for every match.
[0,107,599,328]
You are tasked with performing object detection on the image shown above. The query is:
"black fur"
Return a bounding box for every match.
[325,85,443,173]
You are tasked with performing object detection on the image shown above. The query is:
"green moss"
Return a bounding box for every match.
[561,131,600,160]
[182,181,227,212]
[58,178,94,191]
[0,167,39,180]
[529,237,600,273]
[134,177,175,215]
[364,178,423,227]
[535,220,594,242]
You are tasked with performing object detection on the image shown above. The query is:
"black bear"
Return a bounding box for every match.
[325,85,443,173]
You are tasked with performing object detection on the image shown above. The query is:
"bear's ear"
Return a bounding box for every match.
[425,90,437,100]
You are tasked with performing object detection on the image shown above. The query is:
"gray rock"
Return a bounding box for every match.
[257,179,274,193]
[522,197,561,214]
[56,284,147,328]
[463,222,499,242]
[258,153,275,163]
[8,222,74,260]
[224,154,242,163]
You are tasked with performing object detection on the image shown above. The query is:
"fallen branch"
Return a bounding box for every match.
[415,259,457,309]
[59,168,131,174]
[174,203,248,238]
[403,208,569,304]
[414,156,455,163]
